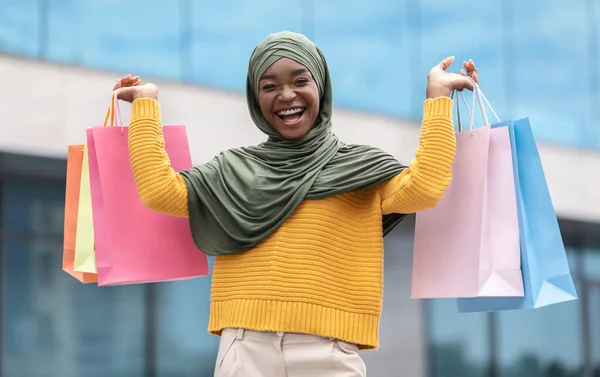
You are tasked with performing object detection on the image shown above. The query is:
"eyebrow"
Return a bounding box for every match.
[260,68,309,81]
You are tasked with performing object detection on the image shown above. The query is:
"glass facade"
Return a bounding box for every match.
[1,0,599,148]
[1,179,148,377]
[428,245,600,377]
[154,269,218,377]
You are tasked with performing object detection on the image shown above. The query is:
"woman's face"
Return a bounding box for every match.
[258,58,320,140]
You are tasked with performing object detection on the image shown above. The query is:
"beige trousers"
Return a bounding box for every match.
[214,328,367,377]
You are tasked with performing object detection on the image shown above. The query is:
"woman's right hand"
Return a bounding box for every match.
[113,74,159,102]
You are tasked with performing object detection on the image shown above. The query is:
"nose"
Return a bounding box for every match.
[278,85,297,102]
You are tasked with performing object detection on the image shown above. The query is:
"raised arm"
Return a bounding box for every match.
[380,97,454,214]
[380,57,479,215]
[129,98,189,217]
[114,77,189,217]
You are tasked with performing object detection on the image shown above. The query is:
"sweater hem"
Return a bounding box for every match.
[208,298,381,350]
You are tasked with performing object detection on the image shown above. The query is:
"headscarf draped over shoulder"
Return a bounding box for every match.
[180,31,407,255]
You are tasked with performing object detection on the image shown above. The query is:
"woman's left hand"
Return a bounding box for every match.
[426,56,479,99]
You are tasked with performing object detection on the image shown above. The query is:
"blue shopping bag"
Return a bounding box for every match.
[457,118,578,312]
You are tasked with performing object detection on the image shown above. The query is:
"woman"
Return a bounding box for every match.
[114,31,478,377]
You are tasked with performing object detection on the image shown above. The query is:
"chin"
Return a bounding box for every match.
[271,115,313,140]
[280,128,310,140]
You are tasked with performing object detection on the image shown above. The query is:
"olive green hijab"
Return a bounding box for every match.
[180,31,407,256]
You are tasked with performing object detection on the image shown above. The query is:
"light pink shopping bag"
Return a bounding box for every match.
[411,120,523,298]
[87,94,209,286]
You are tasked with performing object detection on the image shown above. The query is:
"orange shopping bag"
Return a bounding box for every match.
[62,144,97,283]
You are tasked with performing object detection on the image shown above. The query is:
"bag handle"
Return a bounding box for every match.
[469,79,501,126]
[452,77,502,134]
[474,83,500,124]
[452,90,468,132]
[451,89,473,133]
[102,89,125,134]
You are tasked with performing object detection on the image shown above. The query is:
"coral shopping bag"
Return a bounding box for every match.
[62,144,97,283]
[411,85,523,298]
[457,91,577,312]
[87,92,209,286]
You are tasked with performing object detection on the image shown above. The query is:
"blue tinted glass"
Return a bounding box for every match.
[156,258,218,377]
[589,285,600,374]
[511,1,589,147]
[312,0,412,117]
[188,0,303,91]
[1,179,64,234]
[46,0,182,80]
[0,1,42,57]
[428,299,491,377]
[417,1,508,127]
[497,249,582,377]
[1,180,147,377]
[2,240,147,377]
[584,248,600,280]
[497,287,583,377]
[566,248,582,277]
[363,218,431,375]
[591,1,600,148]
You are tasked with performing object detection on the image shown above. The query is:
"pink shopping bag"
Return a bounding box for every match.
[86,129,110,272]
[87,93,209,286]
[411,88,523,298]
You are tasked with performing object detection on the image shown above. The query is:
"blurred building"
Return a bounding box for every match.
[0,1,599,376]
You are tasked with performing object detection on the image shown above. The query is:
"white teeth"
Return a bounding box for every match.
[277,108,304,116]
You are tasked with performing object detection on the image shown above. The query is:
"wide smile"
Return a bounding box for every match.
[275,107,306,125]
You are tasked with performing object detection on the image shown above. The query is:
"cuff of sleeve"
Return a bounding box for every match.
[131,98,161,120]
[423,96,453,119]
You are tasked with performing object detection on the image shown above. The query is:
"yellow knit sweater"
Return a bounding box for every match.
[128,97,455,349]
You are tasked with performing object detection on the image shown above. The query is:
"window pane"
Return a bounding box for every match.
[584,249,600,281]
[497,249,583,377]
[497,293,583,377]
[417,1,508,125]
[511,0,590,147]
[363,217,427,376]
[428,299,491,377]
[1,179,147,377]
[189,0,303,91]
[46,0,183,79]
[589,285,600,376]
[155,258,218,377]
[592,0,600,147]
[312,0,412,117]
[2,238,147,377]
[1,179,64,235]
[0,1,42,57]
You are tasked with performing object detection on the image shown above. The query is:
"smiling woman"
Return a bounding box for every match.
[113,30,478,377]
[258,59,320,140]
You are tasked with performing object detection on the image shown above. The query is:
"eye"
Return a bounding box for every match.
[296,78,309,85]
[262,83,276,91]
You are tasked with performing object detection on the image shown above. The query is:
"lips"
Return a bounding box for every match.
[275,107,306,124]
